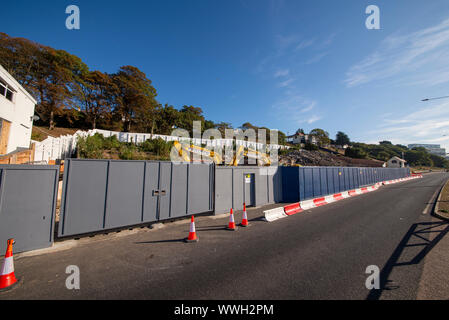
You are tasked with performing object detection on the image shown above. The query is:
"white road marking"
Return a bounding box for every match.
[422,181,445,215]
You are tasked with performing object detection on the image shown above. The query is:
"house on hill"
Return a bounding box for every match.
[0,64,37,155]
[286,131,318,146]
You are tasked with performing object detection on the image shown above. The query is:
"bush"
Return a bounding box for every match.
[138,138,172,158]
[103,135,121,150]
[76,134,105,159]
[119,144,137,160]
[345,147,367,159]
[304,143,318,151]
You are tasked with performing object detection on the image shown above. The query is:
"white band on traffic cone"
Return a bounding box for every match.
[0,257,14,276]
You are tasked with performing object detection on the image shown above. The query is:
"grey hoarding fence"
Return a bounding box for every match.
[58,159,214,237]
[282,166,410,202]
[0,161,413,251]
[215,166,283,214]
[0,165,59,254]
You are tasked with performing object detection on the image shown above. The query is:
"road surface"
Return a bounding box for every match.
[1,172,448,300]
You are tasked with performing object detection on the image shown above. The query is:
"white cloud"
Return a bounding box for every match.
[272,93,321,125]
[306,115,322,124]
[295,39,314,51]
[345,18,449,87]
[306,52,329,65]
[369,100,449,151]
[274,69,290,78]
[278,78,295,88]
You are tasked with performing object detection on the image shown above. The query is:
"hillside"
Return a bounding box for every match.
[279,149,385,167]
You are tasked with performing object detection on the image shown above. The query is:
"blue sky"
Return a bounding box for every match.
[3,0,449,152]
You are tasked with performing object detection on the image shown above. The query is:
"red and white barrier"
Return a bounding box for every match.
[284,203,302,216]
[265,174,422,222]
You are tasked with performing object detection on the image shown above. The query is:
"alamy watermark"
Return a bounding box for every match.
[66,265,80,290]
[169,121,280,167]
[365,265,380,290]
[365,5,380,30]
[66,5,80,30]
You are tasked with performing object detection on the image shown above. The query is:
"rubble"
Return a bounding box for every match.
[279,149,385,167]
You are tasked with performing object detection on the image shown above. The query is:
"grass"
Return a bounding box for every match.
[438,179,449,215]
[32,126,80,141]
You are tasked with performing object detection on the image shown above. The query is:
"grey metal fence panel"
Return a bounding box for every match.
[143,162,159,222]
[188,164,213,215]
[214,166,282,214]
[0,165,58,254]
[320,168,328,197]
[298,168,305,201]
[59,160,213,237]
[105,161,145,229]
[312,168,321,197]
[170,164,188,218]
[303,168,313,200]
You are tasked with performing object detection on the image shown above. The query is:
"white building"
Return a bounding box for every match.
[0,65,37,155]
[286,132,318,145]
[387,156,407,168]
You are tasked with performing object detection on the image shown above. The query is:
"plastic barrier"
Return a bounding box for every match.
[284,203,302,216]
[264,207,287,222]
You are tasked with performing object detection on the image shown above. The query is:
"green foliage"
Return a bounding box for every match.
[345,147,367,159]
[309,128,330,147]
[76,134,105,159]
[139,138,172,158]
[335,131,350,146]
[118,144,138,160]
[305,142,319,151]
[76,133,173,160]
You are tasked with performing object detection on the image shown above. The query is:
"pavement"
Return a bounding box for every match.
[1,172,449,300]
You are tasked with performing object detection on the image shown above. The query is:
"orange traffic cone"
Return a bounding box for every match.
[227,208,237,231]
[240,203,249,227]
[0,239,18,291]
[184,216,199,243]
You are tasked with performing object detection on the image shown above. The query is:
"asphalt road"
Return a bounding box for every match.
[1,172,448,300]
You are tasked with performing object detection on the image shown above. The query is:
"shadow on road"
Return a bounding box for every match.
[135,238,186,244]
[366,220,449,300]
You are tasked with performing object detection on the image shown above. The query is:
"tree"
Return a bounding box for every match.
[214,122,232,136]
[335,131,350,146]
[379,141,392,145]
[345,147,367,159]
[112,66,158,132]
[309,128,330,147]
[177,105,205,134]
[404,149,432,167]
[296,128,305,135]
[377,151,391,161]
[155,104,180,135]
[74,71,118,129]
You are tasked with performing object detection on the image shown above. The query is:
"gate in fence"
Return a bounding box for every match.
[58,159,214,237]
[0,165,59,253]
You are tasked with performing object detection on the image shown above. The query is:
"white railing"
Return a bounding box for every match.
[32,129,290,162]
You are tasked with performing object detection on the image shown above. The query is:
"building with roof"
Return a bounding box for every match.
[386,156,407,168]
[408,144,446,157]
[0,64,37,155]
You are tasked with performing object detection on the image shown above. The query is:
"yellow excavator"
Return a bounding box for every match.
[173,141,272,166]
[173,141,223,164]
[229,145,271,166]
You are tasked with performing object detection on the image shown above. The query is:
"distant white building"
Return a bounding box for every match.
[0,64,37,155]
[408,143,446,157]
[286,132,318,145]
[387,156,407,168]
